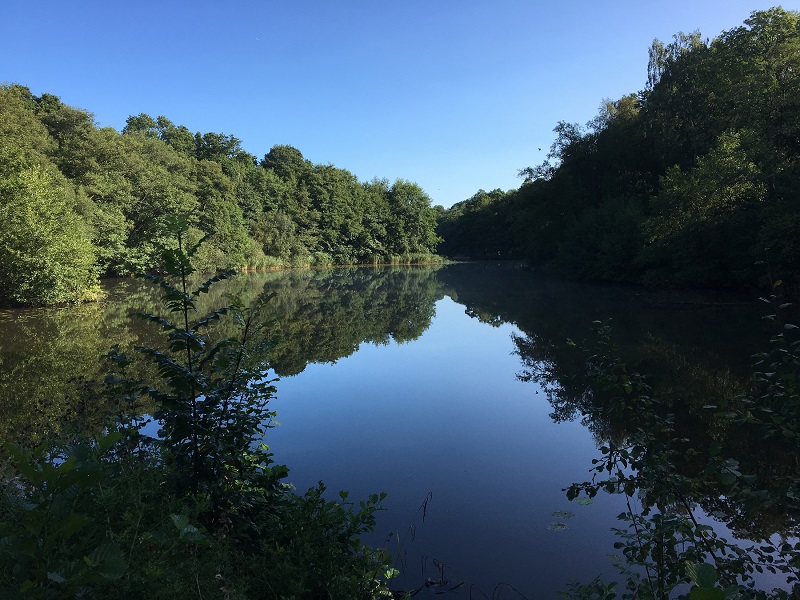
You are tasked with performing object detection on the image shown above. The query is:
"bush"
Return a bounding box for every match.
[0,222,399,599]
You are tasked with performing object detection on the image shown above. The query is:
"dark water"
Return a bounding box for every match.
[0,263,787,597]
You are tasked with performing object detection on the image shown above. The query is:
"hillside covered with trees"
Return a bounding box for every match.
[437,8,800,292]
[0,86,440,306]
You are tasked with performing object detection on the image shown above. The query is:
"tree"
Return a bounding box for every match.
[386,180,439,256]
[0,85,98,305]
[643,131,766,286]
[0,163,98,305]
[646,31,706,90]
[440,8,800,291]
[122,113,158,138]
[261,144,309,180]
[193,160,251,269]
[155,116,195,155]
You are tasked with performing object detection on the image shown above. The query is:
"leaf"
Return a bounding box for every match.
[96,430,123,454]
[170,514,205,542]
[170,513,190,530]
[547,522,568,531]
[191,270,235,297]
[551,511,575,519]
[2,443,43,485]
[576,497,594,506]
[94,555,126,580]
[86,543,126,579]
[52,512,90,539]
[686,562,718,588]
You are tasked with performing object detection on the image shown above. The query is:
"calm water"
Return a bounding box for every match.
[0,263,783,597]
[268,295,628,597]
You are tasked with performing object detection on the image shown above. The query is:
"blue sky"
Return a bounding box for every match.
[3,1,798,208]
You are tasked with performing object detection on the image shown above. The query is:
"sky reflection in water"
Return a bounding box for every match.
[268,296,626,597]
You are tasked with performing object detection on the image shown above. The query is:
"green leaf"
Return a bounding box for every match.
[2,443,43,485]
[52,512,90,540]
[687,562,718,588]
[96,430,122,454]
[94,555,126,580]
[170,514,205,542]
[84,543,126,579]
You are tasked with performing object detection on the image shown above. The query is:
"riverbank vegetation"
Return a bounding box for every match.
[0,228,401,599]
[437,8,800,294]
[4,6,800,598]
[0,84,440,307]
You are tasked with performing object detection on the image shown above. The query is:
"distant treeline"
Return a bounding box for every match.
[437,8,800,292]
[0,86,440,306]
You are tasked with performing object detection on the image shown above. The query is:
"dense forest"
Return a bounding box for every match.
[437,8,800,292]
[0,85,440,306]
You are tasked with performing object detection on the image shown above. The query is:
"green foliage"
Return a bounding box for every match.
[0,163,98,306]
[0,86,99,306]
[254,153,440,266]
[0,89,441,306]
[560,578,618,600]
[642,132,766,287]
[247,484,396,599]
[0,434,126,599]
[552,307,800,599]
[554,197,646,282]
[132,219,284,502]
[436,189,514,259]
[0,227,400,598]
[439,8,800,292]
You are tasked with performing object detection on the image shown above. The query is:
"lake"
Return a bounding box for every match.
[0,262,792,598]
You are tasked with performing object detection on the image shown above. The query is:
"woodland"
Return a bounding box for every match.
[4,10,800,307]
[438,8,800,294]
[2,7,800,600]
[0,86,440,307]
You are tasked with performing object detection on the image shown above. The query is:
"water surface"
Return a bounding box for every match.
[0,262,784,597]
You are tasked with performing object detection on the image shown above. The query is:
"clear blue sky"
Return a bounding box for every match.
[2,0,797,208]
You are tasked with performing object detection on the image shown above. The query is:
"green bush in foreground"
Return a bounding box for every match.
[0,222,399,599]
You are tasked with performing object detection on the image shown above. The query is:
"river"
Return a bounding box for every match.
[0,262,792,597]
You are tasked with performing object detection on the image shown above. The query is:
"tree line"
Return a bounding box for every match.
[437,8,800,292]
[0,86,440,306]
